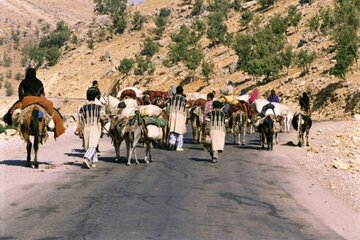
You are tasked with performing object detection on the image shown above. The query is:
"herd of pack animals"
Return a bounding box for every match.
[18,86,312,167]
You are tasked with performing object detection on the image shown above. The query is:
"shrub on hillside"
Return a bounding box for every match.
[286,5,302,29]
[295,50,316,74]
[239,10,253,28]
[45,47,61,66]
[258,0,277,9]
[191,0,203,16]
[119,58,135,75]
[202,61,214,84]
[2,52,12,67]
[141,37,159,57]
[132,11,146,31]
[15,72,22,81]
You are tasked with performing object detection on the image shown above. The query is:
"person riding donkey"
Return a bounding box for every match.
[3,67,65,139]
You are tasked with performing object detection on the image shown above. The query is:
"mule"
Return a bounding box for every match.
[20,105,48,168]
[292,112,312,147]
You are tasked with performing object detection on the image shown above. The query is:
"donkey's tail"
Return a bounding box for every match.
[31,109,40,138]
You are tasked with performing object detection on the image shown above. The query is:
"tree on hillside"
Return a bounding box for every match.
[233,26,286,80]
[269,14,287,35]
[154,8,172,39]
[295,50,316,74]
[279,45,294,75]
[319,7,335,35]
[207,11,228,45]
[330,0,359,78]
[286,5,302,30]
[208,0,230,17]
[202,61,214,85]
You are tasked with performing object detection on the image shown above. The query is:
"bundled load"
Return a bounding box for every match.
[139,104,163,117]
[143,116,167,128]
[119,107,139,119]
[145,125,164,140]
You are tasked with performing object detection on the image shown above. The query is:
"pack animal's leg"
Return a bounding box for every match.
[144,142,150,164]
[305,128,310,146]
[133,147,139,165]
[126,139,131,166]
[242,124,246,145]
[26,141,32,167]
[33,137,39,169]
[114,141,120,162]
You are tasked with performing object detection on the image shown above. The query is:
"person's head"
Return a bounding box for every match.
[92,80,98,87]
[270,89,276,96]
[303,92,308,97]
[213,100,222,109]
[240,89,247,95]
[207,92,214,101]
[176,86,184,95]
[86,87,98,101]
[25,68,36,80]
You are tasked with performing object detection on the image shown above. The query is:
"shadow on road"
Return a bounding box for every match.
[189,157,212,163]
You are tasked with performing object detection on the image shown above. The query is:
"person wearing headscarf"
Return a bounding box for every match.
[267,89,279,103]
[299,92,310,115]
[18,68,45,100]
[168,85,187,151]
[78,88,102,168]
[204,100,226,163]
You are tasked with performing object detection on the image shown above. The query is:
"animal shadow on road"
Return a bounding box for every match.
[0,159,52,167]
[189,157,212,163]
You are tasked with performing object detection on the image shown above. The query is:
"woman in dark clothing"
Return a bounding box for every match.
[18,68,45,100]
[299,92,310,115]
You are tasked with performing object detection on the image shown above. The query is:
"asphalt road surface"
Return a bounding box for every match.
[1,129,359,240]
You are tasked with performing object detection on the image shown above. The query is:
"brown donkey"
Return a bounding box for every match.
[20,105,48,168]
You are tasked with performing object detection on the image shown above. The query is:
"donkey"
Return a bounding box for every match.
[231,110,248,146]
[189,105,204,144]
[19,105,48,168]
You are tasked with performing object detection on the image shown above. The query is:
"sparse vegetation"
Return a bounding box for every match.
[258,0,277,9]
[2,52,12,67]
[5,81,13,96]
[131,11,146,31]
[15,72,22,81]
[94,0,127,34]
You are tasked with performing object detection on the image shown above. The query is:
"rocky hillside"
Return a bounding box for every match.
[0,0,359,120]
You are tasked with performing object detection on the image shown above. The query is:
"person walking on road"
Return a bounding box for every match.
[78,87,102,168]
[168,86,187,151]
[204,100,226,163]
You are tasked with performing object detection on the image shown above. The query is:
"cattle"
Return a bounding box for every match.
[258,115,274,150]
[292,112,312,147]
[117,87,144,99]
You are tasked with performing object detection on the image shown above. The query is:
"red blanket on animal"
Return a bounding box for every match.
[9,96,65,138]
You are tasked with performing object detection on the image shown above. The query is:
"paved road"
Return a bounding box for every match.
[0,130,357,239]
